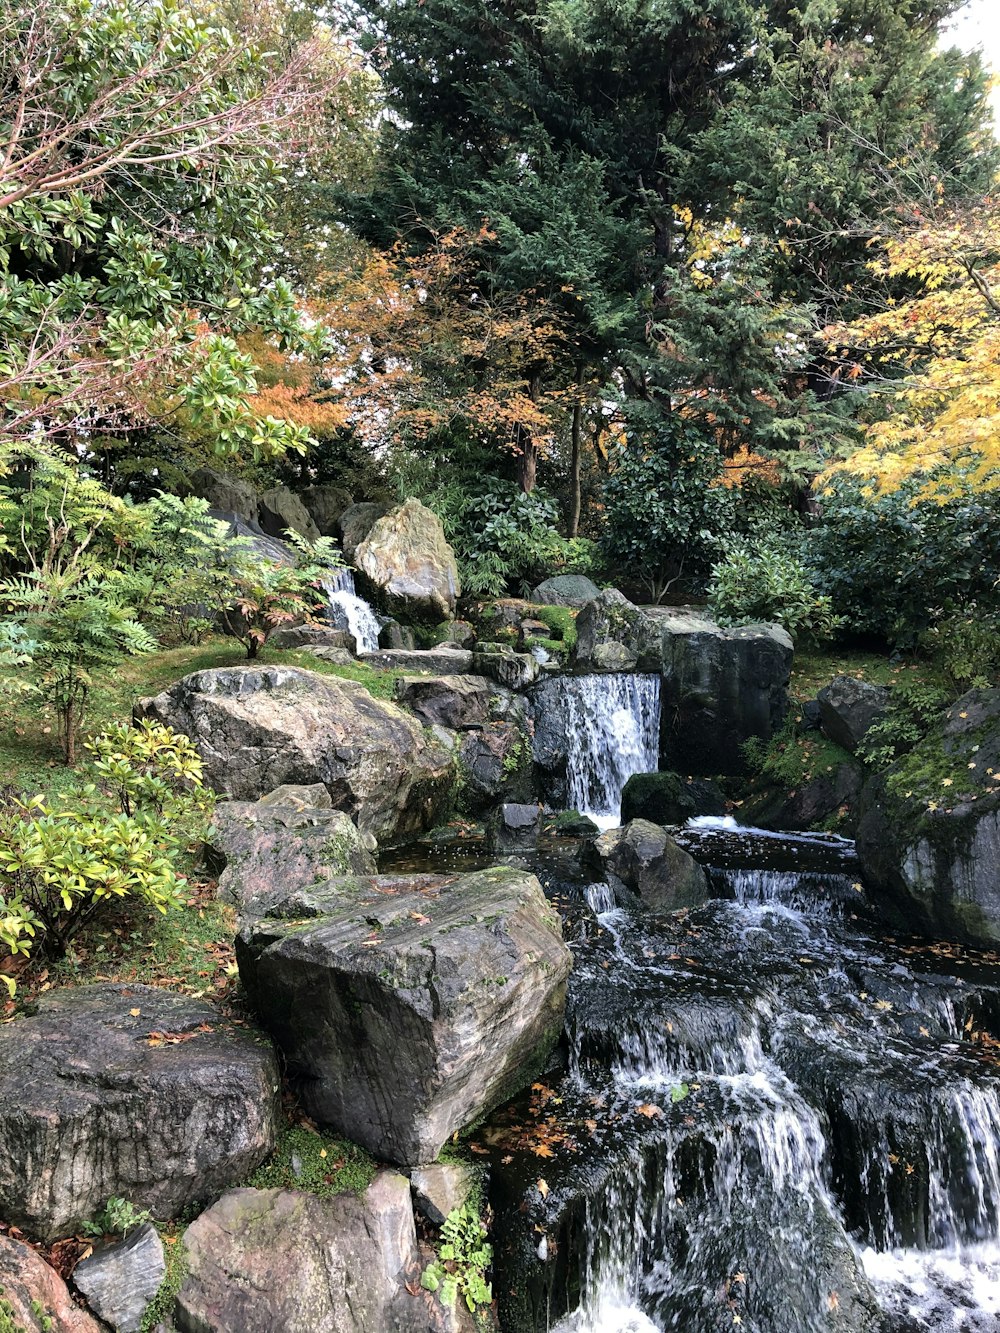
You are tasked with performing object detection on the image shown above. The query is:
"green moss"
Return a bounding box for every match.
[140,1228,189,1332]
[526,604,578,654]
[743,719,852,789]
[248,1122,376,1198]
[0,1289,34,1333]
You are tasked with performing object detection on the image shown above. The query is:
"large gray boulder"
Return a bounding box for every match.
[818,676,891,753]
[190,467,258,525]
[258,485,321,542]
[73,1223,166,1333]
[237,866,571,1163]
[588,819,709,913]
[269,623,356,653]
[394,674,496,730]
[135,666,454,845]
[0,1233,104,1332]
[208,784,376,919]
[857,689,1000,945]
[175,1175,432,1333]
[355,499,460,623]
[573,589,659,672]
[0,985,279,1241]
[531,574,601,607]
[338,502,388,562]
[621,771,726,826]
[300,484,353,537]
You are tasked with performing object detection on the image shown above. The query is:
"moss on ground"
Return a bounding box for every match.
[140,1227,189,1333]
[248,1121,376,1198]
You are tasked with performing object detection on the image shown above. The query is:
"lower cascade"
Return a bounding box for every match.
[561,674,661,830]
[478,822,1000,1333]
[320,566,381,653]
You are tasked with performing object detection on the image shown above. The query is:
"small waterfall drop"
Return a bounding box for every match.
[321,567,381,654]
[562,674,661,829]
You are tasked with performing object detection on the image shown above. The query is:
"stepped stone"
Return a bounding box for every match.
[395,674,497,730]
[0,985,279,1240]
[237,866,571,1163]
[588,819,709,913]
[362,647,474,675]
[135,665,454,844]
[269,624,356,653]
[0,1233,103,1332]
[73,1222,166,1333]
[175,1175,433,1333]
[208,784,375,919]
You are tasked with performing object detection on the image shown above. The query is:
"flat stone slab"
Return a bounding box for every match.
[360,648,475,675]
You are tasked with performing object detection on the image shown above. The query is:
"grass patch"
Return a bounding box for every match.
[744,721,853,789]
[789,648,941,705]
[248,1121,376,1198]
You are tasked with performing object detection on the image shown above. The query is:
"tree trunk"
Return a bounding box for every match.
[569,381,583,538]
[517,439,538,494]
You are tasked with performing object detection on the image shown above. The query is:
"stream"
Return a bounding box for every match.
[391,674,1000,1332]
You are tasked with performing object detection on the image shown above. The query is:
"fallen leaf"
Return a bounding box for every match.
[537,1178,549,1199]
[636,1103,662,1119]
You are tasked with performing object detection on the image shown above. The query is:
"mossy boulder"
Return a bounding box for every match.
[587,819,709,913]
[856,688,1000,945]
[621,771,726,826]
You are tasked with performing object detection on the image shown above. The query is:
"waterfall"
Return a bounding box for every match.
[561,674,661,830]
[320,567,381,654]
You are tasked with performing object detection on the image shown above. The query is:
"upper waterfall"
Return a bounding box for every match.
[560,673,661,829]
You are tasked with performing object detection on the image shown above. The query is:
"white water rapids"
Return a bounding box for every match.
[320,567,381,653]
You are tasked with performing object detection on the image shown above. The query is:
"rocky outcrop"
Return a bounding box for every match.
[190,467,259,525]
[73,1223,166,1333]
[588,820,709,913]
[362,647,474,675]
[0,1234,103,1332]
[621,771,726,826]
[573,589,659,672]
[0,985,278,1240]
[300,484,353,537]
[486,803,540,856]
[338,502,388,563]
[355,499,460,623]
[857,689,1000,945]
[471,648,541,691]
[237,866,571,1163]
[744,758,864,836]
[135,665,454,844]
[175,1174,432,1333]
[269,624,356,653]
[818,676,891,753]
[394,674,497,731]
[258,486,321,542]
[208,784,376,919]
[530,575,601,607]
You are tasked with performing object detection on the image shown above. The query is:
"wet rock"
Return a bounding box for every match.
[743,758,864,835]
[471,648,540,691]
[818,676,891,753]
[395,674,496,730]
[237,866,571,1163]
[0,985,278,1241]
[621,771,726,826]
[588,819,709,913]
[573,589,658,672]
[175,1174,429,1333]
[486,803,540,856]
[0,1234,103,1332]
[135,665,454,845]
[545,810,601,838]
[530,575,601,607]
[258,485,321,542]
[268,623,356,653]
[379,620,418,650]
[410,1163,481,1227]
[208,784,376,919]
[458,721,535,812]
[356,498,460,622]
[73,1222,166,1333]
[299,484,353,537]
[338,501,388,562]
[857,689,1000,945]
[361,648,474,675]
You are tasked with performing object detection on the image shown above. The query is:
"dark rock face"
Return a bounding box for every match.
[258,486,320,542]
[574,590,660,672]
[395,674,497,731]
[486,803,540,855]
[857,690,1000,945]
[530,575,601,607]
[0,1234,103,1332]
[744,759,865,836]
[208,784,376,919]
[73,1222,166,1333]
[379,620,418,650]
[621,771,726,826]
[355,499,460,622]
[190,467,259,525]
[338,502,388,562]
[175,1175,433,1333]
[458,722,534,812]
[237,867,571,1163]
[818,676,891,753]
[0,985,279,1241]
[299,484,353,537]
[135,666,454,845]
[588,820,709,913]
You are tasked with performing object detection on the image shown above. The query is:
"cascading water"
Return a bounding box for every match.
[475,821,1000,1333]
[321,566,381,654]
[560,674,661,830]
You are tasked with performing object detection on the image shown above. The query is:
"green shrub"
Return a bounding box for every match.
[921,606,1000,692]
[855,679,952,773]
[421,1203,492,1313]
[709,539,842,642]
[83,1197,152,1239]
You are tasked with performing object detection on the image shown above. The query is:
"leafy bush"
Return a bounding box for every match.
[421,1203,492,1313]
[0,723,211,976]
[808,476,1000,648]
[855,679,952,773]
[921,606,1000,692]
[83,1197,152,1240]
[709,539,842,642]
[217,533,342,658]
[601,417,737,602]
